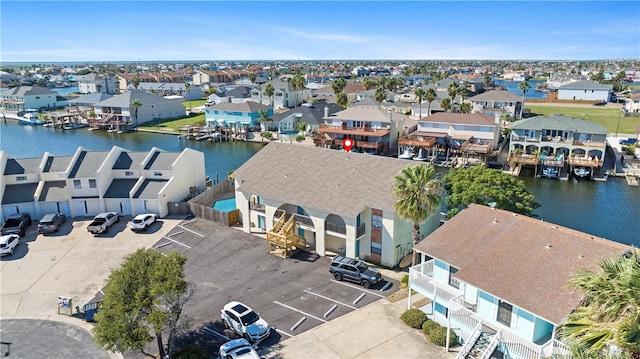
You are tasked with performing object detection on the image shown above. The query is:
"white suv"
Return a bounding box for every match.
[128,213,157,232]
[0,234,20,256]
[221,301,271,344]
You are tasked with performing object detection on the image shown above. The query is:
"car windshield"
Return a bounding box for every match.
[356,262,369,272]
[133,219,143,224]
[240,311,260,326]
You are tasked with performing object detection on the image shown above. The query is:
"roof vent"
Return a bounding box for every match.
[578,253,583,259]
[545,243,552,249]
[284,173,288,178]
[492,218,498,224]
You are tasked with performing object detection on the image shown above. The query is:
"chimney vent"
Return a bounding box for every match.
[545,243,552,249]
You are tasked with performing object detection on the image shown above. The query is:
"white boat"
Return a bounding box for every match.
[541,167,559,178]
[574,167,590,178]
[398,147,414,159]
[18,109,45,125]
[62,123,88,130]
[412,148,428,161]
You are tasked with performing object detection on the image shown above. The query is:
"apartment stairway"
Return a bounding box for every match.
[465,326,499,359]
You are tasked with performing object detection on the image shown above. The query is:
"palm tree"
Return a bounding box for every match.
[483,75,492,90]
[391,164,443,266]
[414,87,425,118]
[291,72,305,104]
[558,250,640,357]
[458,81,469,102]
[458,102,472,113]
[362,77,372,90]
[264,83,275,107]
[130,99,142,128]
[331,78,347,94]
[448,82,460,104]
[131,73,141,90]
[518,81,531,119]
[258,109,271,132]
[336,92,348,108]
[425,88,437,116]
[440,97,452,112]
[184,82,192,112]
[375,87,386,104]
[249,72,257,84]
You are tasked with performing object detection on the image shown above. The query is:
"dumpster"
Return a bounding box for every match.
[83,301,100,322]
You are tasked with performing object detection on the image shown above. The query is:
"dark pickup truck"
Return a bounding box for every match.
[1,213,32,237]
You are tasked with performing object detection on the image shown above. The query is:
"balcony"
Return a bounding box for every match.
[572,139,606,148]
[274,209,314,227]
[318,124,390,137]
[249,202,265,213]
[569,154,603,167]
[356,141,384,150]
[508,152,540,165]
[511,135,540,143]
[409,260,461,303]
[325,222,366,237]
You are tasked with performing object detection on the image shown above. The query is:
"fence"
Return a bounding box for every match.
[186,181,241,226]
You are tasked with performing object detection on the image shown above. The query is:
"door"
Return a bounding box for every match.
[355,239,360,258]
[342,264,359,283]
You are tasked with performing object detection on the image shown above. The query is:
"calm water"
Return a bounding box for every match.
[1,120,638,246]
[493,79,547,99]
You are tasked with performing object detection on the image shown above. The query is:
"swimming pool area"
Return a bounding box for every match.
[212,197,236,212]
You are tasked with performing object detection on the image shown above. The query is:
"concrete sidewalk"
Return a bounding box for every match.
[262,268,459,359]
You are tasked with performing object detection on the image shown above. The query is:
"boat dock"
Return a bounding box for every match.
[177,125,232,142]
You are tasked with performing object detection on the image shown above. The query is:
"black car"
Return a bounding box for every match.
[1,213,32,237]
[593,101,606,106]
[329,256,382,288]
[37,213,66,234]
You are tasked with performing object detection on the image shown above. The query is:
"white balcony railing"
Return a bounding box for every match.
[409,261,461,303]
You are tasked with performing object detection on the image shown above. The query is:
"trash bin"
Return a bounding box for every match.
[83,301,100,322]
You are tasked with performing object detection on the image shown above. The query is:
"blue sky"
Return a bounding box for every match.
[1,1,639,62]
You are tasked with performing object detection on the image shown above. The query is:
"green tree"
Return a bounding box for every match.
[336,91,348,108]
[331,78,347,94]
[93,249,193,358]
[249,72,257,84]
[392,164,443,266]
[362,77,372,90]
[375,87,386,104]
[447,82,459,104]
[264,83,275,107]
[258,109,271,131]
[518,81,531,119]
[444,166,540,217]
[415,87,425,118]
[558,250,640,357]
[184,82,192,112]
[131,72,141,89]
[440,97,452,112]
[458,102,472,113]
[458,81,469,102]
[425,88,437,116]
[130,99,142,127]
[483,75,492,89]
[291,71,305,104]
[591,70,605,82]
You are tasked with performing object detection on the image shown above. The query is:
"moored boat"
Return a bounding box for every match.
[398,147,414,159]
[412,148,427,161]
[574,166,590,178]
[18,109,45,125]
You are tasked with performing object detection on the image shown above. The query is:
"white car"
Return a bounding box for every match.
[128,214,157,232]
[221,301,271,344]
[218,338,260,359]
[0,234,21,256]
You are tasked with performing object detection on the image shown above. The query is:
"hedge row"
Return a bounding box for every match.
[400,309,458,347]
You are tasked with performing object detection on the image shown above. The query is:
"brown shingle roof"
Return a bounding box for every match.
[232,142,413,218]
[469,89,522,102]
[327,106,405,123]
[414,203,631,324]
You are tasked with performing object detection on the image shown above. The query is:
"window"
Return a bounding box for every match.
[372,214,382,228]
[448,266,460,289]
[435,302,448,317]
[89,179,97,188]
[73,180,81,189]
[497,300,513,327]
[371,242,382,255]
[154,171,162,176]
[16,176,27,181]
[125,171,134,176]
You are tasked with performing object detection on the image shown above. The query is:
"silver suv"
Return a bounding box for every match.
[329,256,382,288]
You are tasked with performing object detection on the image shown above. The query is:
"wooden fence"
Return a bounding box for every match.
[186,181,240,226]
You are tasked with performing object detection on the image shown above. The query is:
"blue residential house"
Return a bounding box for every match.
[408,204,632,359]
[204,101,272,130]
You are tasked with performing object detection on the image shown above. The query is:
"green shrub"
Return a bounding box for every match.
[400,309,427,329]
[171,344,209,359]
[422,319,439,335]
[295,134,305,142]
[400,274,409,288]
[428,325,458,347]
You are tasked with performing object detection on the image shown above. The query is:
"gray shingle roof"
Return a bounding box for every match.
[67,93,114,105]
[104,179,138,198]
[558,80,613,90]
[112,152,146,170]
[420,112,496,126]
[68,151,108,178]
[2,183,38,204]
[232,142,414,218]
[208,101,270,113]
[271,101,343,125]
[133,179,168,199]
[3,158,40,175]
[511,114,608,134]
[144,151,178,171]
[469,90,522,102]
[38,181,67,201]
[2,86,58,97]
[42,155,72,173]
[93,89,180,108]
[414,204,631,325]
[326,105,406,124]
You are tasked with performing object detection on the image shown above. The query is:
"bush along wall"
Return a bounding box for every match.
[400,311,458,347]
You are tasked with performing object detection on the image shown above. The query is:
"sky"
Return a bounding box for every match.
[1,1,639,63]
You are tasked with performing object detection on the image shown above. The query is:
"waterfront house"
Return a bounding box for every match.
[231,142,441,267]
[557,80,613,102]
[250,79,304,109]
[399,112,499,165]
[0,86,61,113]
[77,73,117,94]
[91,90,186,127]
[508,114,607,177]
[0,146,205,222]
[408,203,632,358]
[468,89,522,120]
[131,82,201,101]
[269,100,343,136]
[314,105,407,155]
[204,101,271,130]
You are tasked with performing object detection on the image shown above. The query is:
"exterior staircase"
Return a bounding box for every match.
[465,332,493,358]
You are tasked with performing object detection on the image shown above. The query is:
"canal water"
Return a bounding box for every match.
[1,120,638,246]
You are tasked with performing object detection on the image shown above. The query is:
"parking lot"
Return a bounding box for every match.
[151,218,398,354]
[1,215,399,358]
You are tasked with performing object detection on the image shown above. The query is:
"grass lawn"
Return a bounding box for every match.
[138,99,207,132]
[526,105,640,135]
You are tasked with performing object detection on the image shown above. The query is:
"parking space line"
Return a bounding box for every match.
[167,231,183,237]
[291,317,306,331]
[203,326,230,341]
[275,328,293,338]
[353,293,366,305]
[380,282,392,291]
[273,300,327,323]
[303,290,357,310]
[181,219,197,225]
[177,224,205,237]
[162,236,192,249]
[330,280,386,298]
[155,242,171,249]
